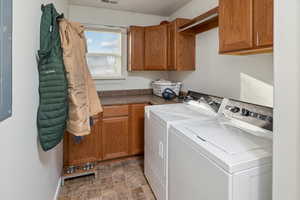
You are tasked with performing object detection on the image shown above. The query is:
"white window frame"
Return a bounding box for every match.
[85,25,128,80]
[0,0,12,122]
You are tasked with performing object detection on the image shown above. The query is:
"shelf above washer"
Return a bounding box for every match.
[178,6,219,35]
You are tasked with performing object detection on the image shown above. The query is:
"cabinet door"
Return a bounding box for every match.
[144,25,168,70]
[128,26,145,71]
[219,0,254,53]
[175,19,196,71]
[167,22,176,70]
[63,116,101,166]
[102,116,129,160]
[254,0,273,47]
[129,104,147,155]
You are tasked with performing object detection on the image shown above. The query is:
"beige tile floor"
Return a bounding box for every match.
[58,157,156,200]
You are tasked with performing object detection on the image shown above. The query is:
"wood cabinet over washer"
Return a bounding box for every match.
[219,0,273,55]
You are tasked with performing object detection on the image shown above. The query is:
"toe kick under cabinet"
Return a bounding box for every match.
[63,103,148,167]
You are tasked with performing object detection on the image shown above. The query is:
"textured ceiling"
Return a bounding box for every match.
[69,0,192,16]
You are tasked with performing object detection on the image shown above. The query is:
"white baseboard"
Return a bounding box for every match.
[53,177,62,200]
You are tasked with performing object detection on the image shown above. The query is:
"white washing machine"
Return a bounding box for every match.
[144,102,217,200]
[168,119,273,200]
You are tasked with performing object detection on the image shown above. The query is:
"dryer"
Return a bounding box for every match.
[144,102,217,200]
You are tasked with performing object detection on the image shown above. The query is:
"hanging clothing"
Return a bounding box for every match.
[59,19,103,136]
[37,4,68,151]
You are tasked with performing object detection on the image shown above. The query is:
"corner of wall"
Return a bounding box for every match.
[53,177,62,200]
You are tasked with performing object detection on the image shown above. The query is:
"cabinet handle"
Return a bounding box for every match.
[159,142,164,159]
[256,32,259,46]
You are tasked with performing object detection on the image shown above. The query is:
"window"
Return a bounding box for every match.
[0,0,12,121]
[85,27,127,80]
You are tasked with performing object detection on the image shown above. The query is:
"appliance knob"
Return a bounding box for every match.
[241,108,250,116]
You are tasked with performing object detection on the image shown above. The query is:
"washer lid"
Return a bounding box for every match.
[172,119,273,173]
[187,121,271,155]
[149,103,217,123]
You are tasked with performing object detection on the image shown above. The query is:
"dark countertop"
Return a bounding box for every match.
[97,89,273,131]
[100,94,181,106]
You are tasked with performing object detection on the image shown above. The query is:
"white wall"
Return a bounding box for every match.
[69,5,169,91]
[169,0,274,107]
[47,0,69,17]
[69,5,168,27]
[0,0,69,200]
[273,0,300,200]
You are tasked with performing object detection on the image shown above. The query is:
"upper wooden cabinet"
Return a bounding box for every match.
[144,24,168,70]
[167,22,176,70]
[219,0,273,54]
[168,19,196,71]
[219,0,253,52]
[128,19,196,71]
[128,26,145,71]
[254,0,273,48]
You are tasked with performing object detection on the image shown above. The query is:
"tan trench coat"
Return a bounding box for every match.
[59,19,103,136]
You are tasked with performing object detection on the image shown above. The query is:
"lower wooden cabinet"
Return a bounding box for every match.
[129,104,147,155]
[63,103,148,167]
[102,116,129,160]
[63,115,101,166]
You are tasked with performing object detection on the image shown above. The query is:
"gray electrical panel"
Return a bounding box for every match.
[0,0,12,121]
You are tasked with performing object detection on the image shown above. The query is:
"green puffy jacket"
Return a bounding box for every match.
[37,4,68,151]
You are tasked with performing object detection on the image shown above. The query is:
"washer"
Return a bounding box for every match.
[144,102,217,200]
[168,119,273,200]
